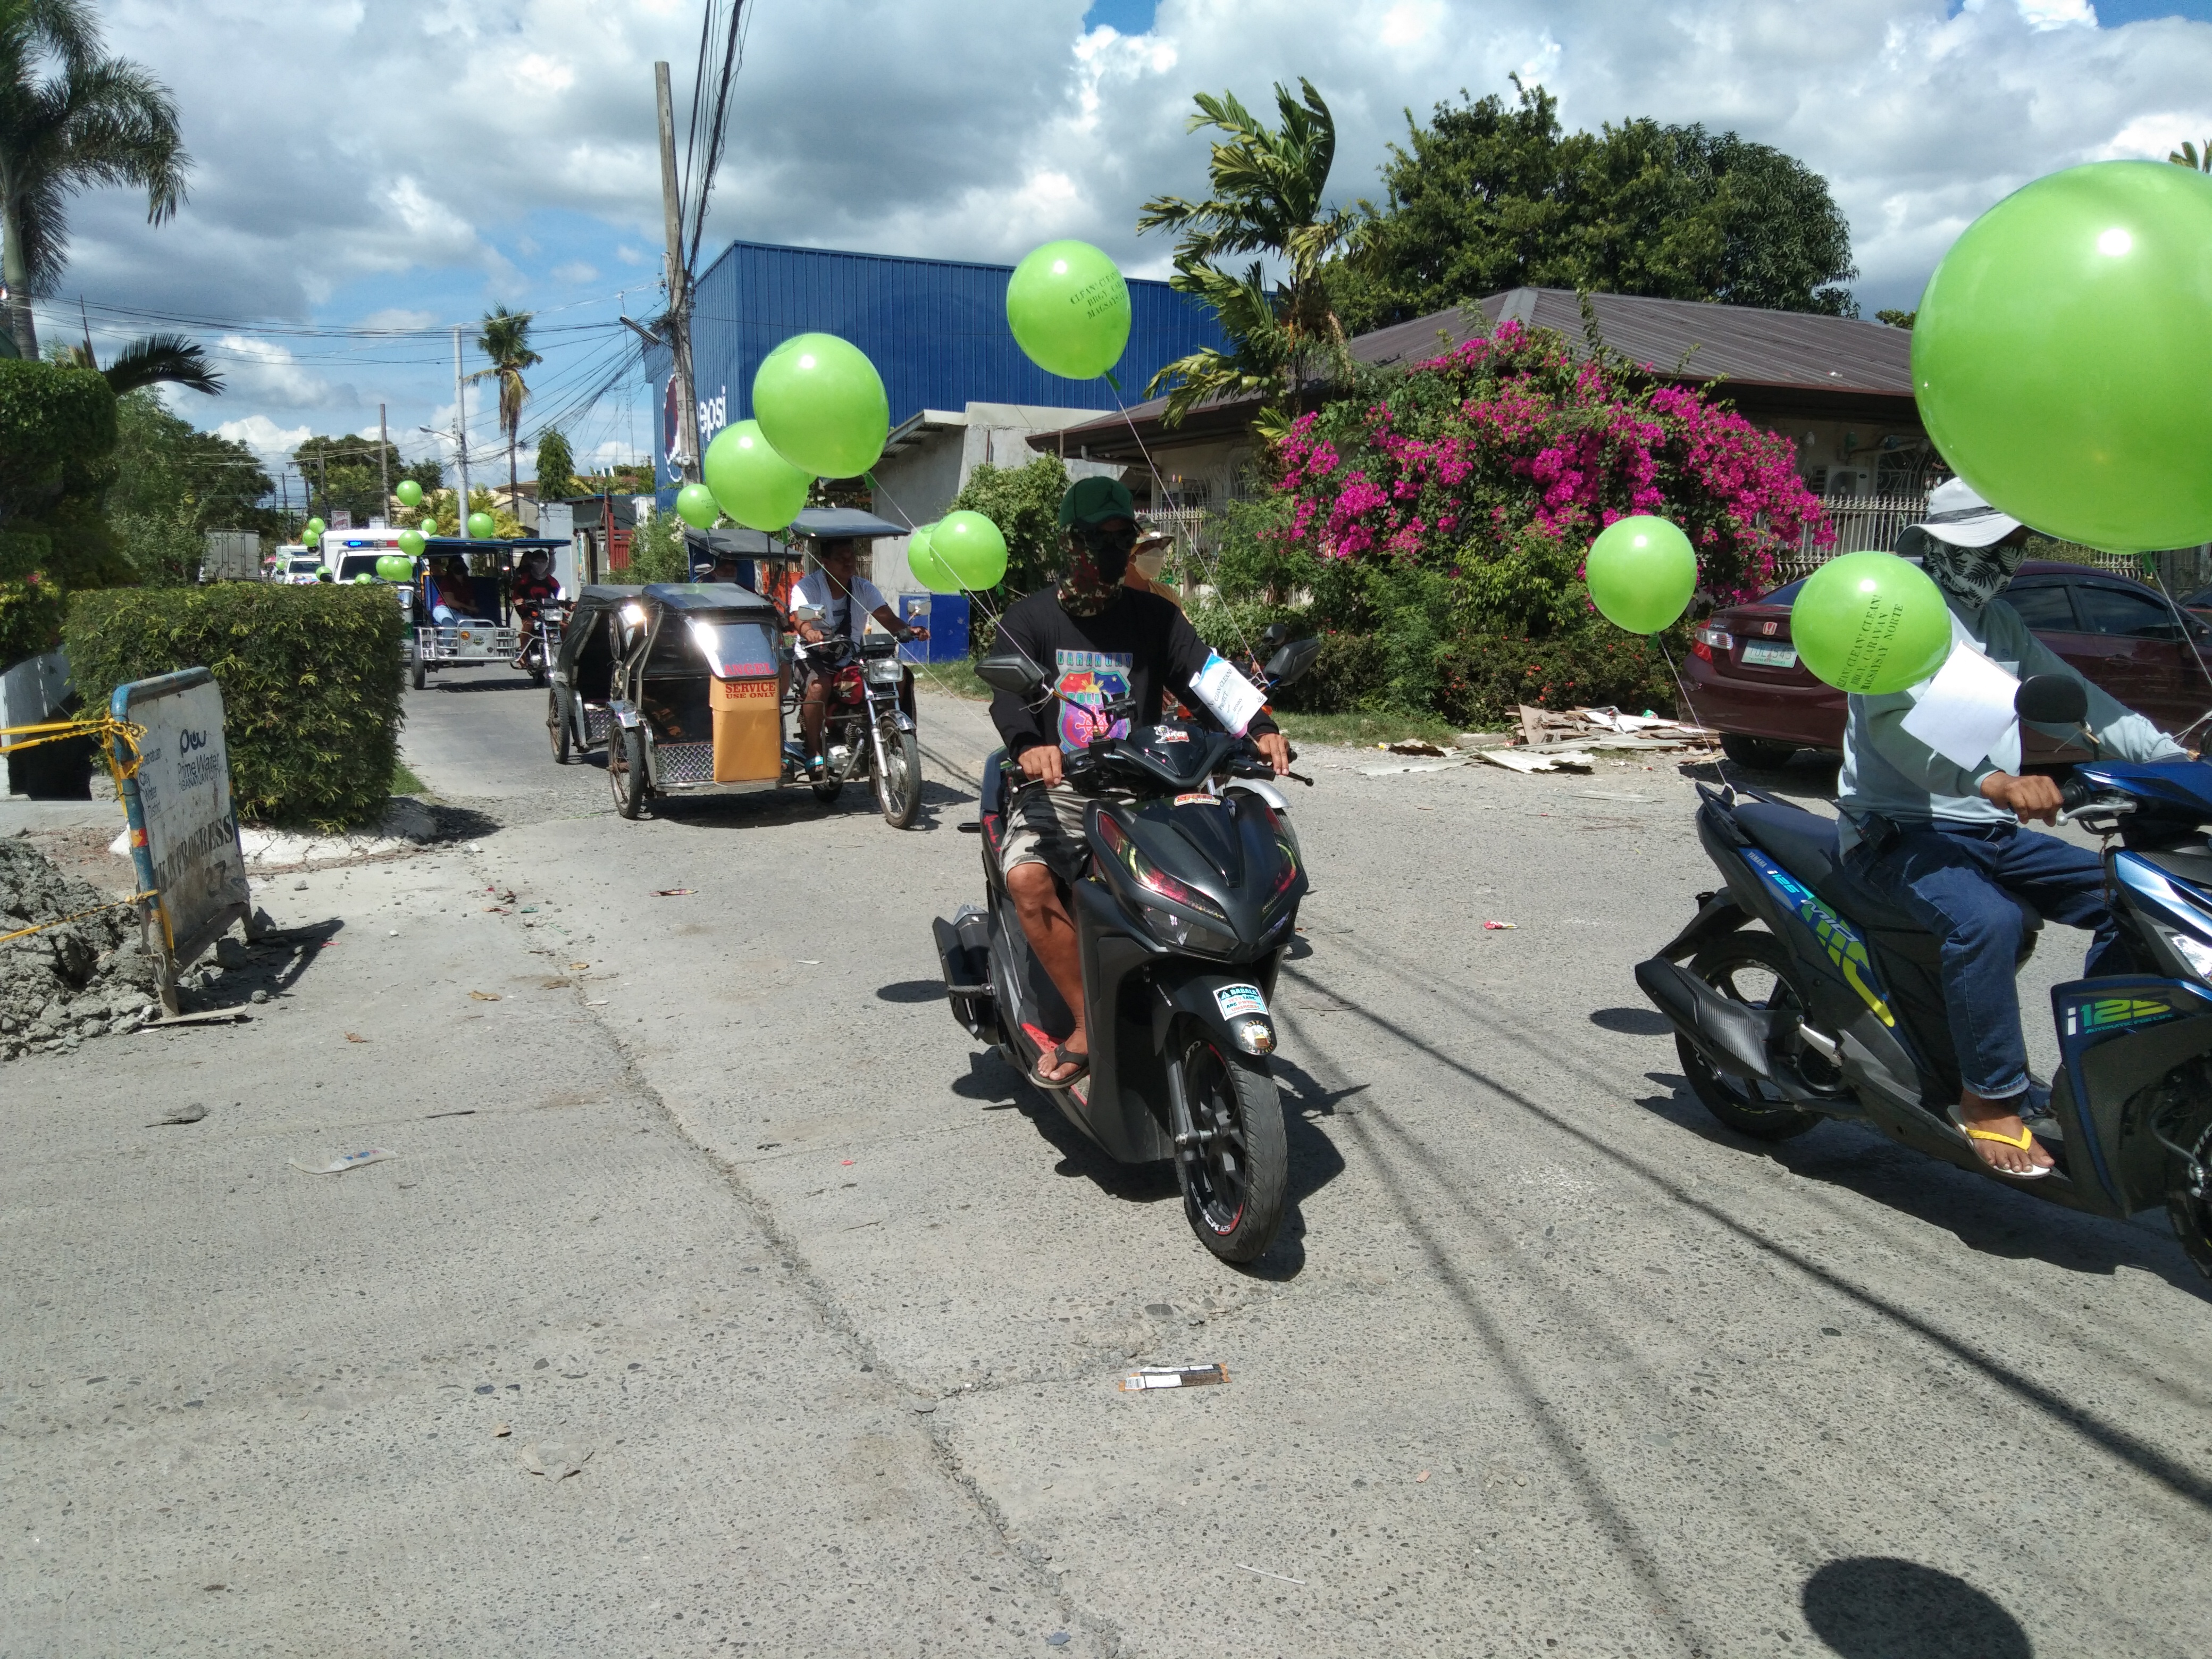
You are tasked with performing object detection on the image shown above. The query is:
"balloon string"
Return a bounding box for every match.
[1103,380,1262,669]
[1656,637,1744,794]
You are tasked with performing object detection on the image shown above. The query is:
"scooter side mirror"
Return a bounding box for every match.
[1258,622,1289,656]
[2016,674,2088,726]
[1263,636,1322,688]
[976,649,1049,700]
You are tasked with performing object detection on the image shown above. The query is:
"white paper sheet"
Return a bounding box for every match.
[1900,638,2020,770]
[1188,652,1266,736]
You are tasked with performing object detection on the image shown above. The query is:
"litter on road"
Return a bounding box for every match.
[289,1148,397,1175]
[1484,920,1517,930]
[652,888,693,897]
[1119,1364,1228,1391]
[147,1103,207,1126]
[520,1438,594,1480]
[1478,747,1595,774]
[1237,1564,1307,1586]
[469,991,500,1001]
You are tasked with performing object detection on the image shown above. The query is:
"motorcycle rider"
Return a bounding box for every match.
[990,476,1290,1087]
[790,537,926,776]
[1840,479,2189,1178]
[510,548,562,667]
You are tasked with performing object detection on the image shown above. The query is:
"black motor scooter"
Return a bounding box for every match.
[1636,675,2212,1275]
[932,636,1319,1262]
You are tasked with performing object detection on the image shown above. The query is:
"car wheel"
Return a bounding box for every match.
[1721,733,1797,770]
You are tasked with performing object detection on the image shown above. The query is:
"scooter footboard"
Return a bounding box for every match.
[933,908,995,1040]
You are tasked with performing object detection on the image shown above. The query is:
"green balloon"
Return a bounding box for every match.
[375,553,414,581]
[466,510,496,540]
[1791,551,1954,696]
[395,479,424,508]
[751,332,889,479]
[703,420,811,531]
[397,530,425,559]
[1585,515,1696,634]
[420,517,439,537]
[1916,161,2212,553]
[674,481,720,531]
[304,517,325,540]
[932,510,1009,591]
[1007,240,1132,381]
[354,572,375,584]
[907,525,959,595]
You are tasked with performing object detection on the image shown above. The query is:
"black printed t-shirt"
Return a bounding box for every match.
[987,587,1277,759]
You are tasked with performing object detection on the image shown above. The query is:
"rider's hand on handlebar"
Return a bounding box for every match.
[1253,731,1291,776]
[1018,743,1064,786]
[1980,769,2065,826]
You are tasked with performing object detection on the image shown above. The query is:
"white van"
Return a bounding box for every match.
[321,529,409,583]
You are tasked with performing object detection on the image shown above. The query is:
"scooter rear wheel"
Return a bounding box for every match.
[1680,932,1823,1141]
[1172,1020,1287,1263]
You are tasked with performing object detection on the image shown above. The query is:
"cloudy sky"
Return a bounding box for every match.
[33,0,2212,495]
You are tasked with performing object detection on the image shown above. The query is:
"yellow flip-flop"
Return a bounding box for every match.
[1949,1108,2051,1180]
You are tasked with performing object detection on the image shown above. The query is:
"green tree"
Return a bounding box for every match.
[107,388,270,583]
[945,453,1069,599]
[2171,140,2212,173]
[1138,79,1361,436]
[534,428,575,499]
[294,433,424,526]
[1331,80,1857,333]
[1875,308,1916,330]
[0,356,128,665]
[625,504,687,581]
[471,304,542,510]
[1,0,190,359]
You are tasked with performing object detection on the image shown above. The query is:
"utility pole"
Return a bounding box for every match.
[452,326,473,520]
[378,404,390,521]
[655,60,701,486]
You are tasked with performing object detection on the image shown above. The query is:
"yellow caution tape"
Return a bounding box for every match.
[0,713,148,785]
[0,890,159,948]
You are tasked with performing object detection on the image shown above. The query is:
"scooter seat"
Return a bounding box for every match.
[1732,800,2042,945]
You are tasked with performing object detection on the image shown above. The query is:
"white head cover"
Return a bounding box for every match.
[1912,477,2022,549]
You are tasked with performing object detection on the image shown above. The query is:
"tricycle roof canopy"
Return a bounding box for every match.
[420,537,571,554]
[789,507,908,540]
[640,581,779,615]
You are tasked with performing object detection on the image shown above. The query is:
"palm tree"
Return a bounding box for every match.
[1,0,190,359]
[1137,78,1360,437]
[59,330,219,393]
[471,304,542,516]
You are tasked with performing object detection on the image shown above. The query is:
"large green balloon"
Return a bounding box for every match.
[751,333,889,479]
[397,530,425,558]
[1585,515,1696,634]
[354,572,375,584]
[304,517,325,541]
[932,510,1009,591]
[703,420,811,531]
[395,479,424,509]
[1791,551,1955,696]
[907,525,959,595]
[375,552,414,582]
[465,510,496,540]
[674,481,720,531]
[1915,161,2212,552]
[420,516,439,537]
[1007,241,1131,380]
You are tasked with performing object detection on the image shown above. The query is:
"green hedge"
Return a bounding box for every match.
[1267,621,1683,727]
[64,585,406,830]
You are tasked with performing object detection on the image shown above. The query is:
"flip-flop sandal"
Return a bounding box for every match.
[1948,1105,2051,1180]
[1030,1043,1090,1090]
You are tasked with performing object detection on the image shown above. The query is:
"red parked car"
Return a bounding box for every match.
[1682,559,2212,768]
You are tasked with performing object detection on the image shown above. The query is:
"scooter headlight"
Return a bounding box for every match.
[2165,927,2212,983]
[1095,812,1228,920]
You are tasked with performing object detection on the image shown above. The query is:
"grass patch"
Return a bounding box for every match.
[909,660,994,701]
[1272,708,1470,749]
[391,759,429,797]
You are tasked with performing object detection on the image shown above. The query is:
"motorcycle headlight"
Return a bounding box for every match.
[1140,903,1237,957]
[1095,812,1228,920]
[2166,927,2212,983]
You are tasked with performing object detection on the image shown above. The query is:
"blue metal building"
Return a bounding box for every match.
[647,240,1225,493]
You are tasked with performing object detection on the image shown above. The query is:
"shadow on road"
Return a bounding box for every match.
[1590,1006,1672,1036]
[179,918,345,1013]
[416,672,541,695]
[1633,1070,2212,1304]
[876,979,944,1004]
[1801,1557,2032,1658]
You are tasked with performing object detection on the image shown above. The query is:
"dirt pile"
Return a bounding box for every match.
[0,837,161,1061]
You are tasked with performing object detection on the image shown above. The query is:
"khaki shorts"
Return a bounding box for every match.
[1000,780,1128,880]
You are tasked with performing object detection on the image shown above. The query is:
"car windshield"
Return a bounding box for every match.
[1757,579,1806,606]
[336,554,388,581]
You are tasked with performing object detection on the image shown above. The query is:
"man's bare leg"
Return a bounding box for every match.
[801,679,828,768]
[1008,861,1086,1082]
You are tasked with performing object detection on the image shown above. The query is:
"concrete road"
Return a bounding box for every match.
[4,663,2209,1657]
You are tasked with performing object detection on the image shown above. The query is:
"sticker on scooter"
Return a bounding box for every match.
[2065,996,2182,1036]
[1176,792,1218,806]
[1741,850,1896,1027]
[1153,727,1189,743]
[1214,984,1266,1019]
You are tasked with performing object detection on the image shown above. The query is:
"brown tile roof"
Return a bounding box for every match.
[1042,287,1917,449]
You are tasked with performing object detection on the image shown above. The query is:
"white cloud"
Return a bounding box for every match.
[552,261,599,286]
[210,337,332,408]
[215,414,312,470]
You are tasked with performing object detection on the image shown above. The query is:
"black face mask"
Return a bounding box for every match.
[1076,521,1136,585]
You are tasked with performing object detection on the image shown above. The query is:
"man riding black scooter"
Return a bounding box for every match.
[1840,479,2189,1177]
[990,477,1289,1086]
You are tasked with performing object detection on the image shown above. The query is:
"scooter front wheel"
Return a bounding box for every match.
[1680,932,1823,1141]
[1172,1019,1287,1263]
[2162,1100,2212,1280]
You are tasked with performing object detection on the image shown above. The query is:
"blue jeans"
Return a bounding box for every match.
[1845,820,2130,1099]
